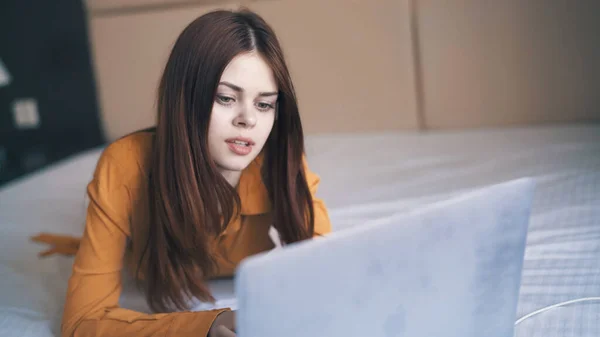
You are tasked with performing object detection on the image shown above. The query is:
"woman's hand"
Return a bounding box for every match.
[31,233,81,257]
[208,311,236,337]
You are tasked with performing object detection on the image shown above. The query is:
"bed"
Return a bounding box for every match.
[1,123,599,336]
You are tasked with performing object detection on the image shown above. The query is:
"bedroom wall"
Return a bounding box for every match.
[87,0,419,141]
[87,0,600,140]
[416,0,600,129]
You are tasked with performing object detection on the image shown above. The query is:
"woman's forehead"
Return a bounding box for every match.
[219,53,277,93]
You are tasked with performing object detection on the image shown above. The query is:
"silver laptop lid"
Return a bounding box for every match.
[235,178,534,337]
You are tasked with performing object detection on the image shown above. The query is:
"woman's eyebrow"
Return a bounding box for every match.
[258,91,278,97]
[219,81,277,97]
[219,81,243,92]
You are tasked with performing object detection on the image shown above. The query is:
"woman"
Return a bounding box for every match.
[34,9,331,337]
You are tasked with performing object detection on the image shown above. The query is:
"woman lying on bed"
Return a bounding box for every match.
[31,9,331,337]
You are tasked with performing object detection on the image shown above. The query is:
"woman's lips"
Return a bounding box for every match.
[225,137,255,156]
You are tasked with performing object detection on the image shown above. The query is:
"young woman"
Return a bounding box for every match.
[35,9,331,337]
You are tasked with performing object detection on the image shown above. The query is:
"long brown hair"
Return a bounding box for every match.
[137,9,315,313]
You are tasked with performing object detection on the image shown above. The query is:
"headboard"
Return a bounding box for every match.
[86,0,600,141]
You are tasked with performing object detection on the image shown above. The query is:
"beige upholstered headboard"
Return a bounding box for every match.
[86,0,600,141]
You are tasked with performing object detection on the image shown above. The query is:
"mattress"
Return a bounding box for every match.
[1,123,599,336]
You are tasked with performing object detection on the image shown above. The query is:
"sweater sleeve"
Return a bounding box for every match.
[61,149,228,337]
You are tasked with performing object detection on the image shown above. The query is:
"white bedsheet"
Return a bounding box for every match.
[1,123,599,336]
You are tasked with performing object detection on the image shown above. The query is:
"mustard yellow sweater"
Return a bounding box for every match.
[49,131,331,337]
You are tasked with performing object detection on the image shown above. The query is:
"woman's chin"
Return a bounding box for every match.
[216,157,254,172]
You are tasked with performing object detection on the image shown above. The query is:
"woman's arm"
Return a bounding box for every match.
[61,149,228,337]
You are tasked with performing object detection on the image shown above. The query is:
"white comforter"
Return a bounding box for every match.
[1,124,599,336]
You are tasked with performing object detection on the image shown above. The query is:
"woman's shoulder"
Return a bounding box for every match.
[97,128,155,181]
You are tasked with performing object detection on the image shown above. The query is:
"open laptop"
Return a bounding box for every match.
[234,178,535,337]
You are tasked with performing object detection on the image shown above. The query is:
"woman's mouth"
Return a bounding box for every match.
[225,137,254,156]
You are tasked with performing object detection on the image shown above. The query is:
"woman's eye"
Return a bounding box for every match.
[216,95,235,105]
[256,102,275,112]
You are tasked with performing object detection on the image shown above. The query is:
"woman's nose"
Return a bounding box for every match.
[233,104,257,128]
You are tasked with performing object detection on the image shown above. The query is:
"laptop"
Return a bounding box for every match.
[235,178,535,337]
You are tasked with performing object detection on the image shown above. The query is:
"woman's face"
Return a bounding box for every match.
[208,52,277,177]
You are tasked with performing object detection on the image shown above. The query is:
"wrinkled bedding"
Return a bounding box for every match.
[1,124,599,336]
